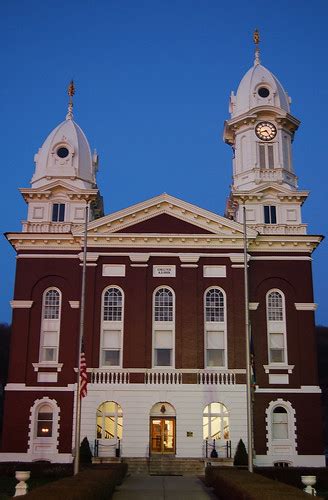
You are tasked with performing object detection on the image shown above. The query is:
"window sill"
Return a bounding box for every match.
[263,364,294,374]
[33,363,63,372]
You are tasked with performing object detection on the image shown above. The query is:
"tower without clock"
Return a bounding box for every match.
[0,34,324,469]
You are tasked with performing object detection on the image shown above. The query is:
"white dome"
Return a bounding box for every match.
[31,118,97,189]
[230,62,290,118]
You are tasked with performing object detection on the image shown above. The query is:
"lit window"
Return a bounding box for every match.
[204,288,226,368]
[203,403,230,441]
[96,401,123,440]
[37,404,53,437]
[101,287,123,367]
[52,203,65,222]
[153,288,175,367]
[264,206,277,224]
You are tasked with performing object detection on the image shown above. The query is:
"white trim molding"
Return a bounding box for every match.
[249,302,259,310]
[294,303,318,311]
[5,383,75,391]
[32,363,63,372]
[10,300,33,309]
[69,301,80,309]
[255,386,321,394]
[265,398,297,460]
[28,397,60,462]
[263,364,294,374]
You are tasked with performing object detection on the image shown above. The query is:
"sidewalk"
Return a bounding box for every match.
[112,474,217,500]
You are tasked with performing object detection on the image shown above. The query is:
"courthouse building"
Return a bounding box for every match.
[0,40,325,467]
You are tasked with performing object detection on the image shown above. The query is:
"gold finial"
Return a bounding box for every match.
[253,29,260,46]
[66,80,75,120]
[253,29,260,65]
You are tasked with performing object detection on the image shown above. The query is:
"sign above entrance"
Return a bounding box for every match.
[153,265,176,277]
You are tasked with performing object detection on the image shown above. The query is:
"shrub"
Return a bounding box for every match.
[80,437,92,464]
[205,467,323,500]
[233,438,248,466]
[22,464,128,500]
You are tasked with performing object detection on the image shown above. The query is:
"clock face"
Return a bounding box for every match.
[255,122,277,141]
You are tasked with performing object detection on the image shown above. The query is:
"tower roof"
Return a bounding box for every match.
[31,82,98,190]
[230,62,290,117]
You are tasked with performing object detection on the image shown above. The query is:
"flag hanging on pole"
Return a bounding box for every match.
[80,347,88,399]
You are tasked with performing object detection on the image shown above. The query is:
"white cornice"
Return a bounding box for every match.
[294,303,318,311]
[10,300,33,309]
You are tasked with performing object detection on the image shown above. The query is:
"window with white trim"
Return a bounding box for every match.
[96,401,123,440]
[36,404,53,437]
[272,406,288,439]
[153,287,175,367]
[204,288,227,368]
[258,143,274,169]
[52,203,65,222]
[39,288,61,363]
[101,287,124,367]
[203,403,230,441]
[266,290,287,364]
[264,206,277,224]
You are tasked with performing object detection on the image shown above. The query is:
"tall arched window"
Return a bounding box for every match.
[266,290,287,364]
[96,401,123,440]
[39,288,61,363]
[204,288,227,368]
[203,403,230,441]
[101,287,124,367]
[37,404,53,437]
[153,287,175,367]
[272,406,288,439]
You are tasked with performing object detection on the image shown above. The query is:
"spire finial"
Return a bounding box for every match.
[66,80,75,120]
[253,29,260,65]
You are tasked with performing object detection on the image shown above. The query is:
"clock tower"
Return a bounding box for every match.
[224,31,308,235]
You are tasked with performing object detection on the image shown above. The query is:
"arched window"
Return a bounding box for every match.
[36,404,53,437]
[153,287,175,367]
[39,288,61,363]
[154,288,173,322]
[204,288,227,368]
[101,287,124,367]
[28,397,60,461]
[266,290,287,364]
[103,288,123,321]
[96,401,123,440]
[272,406,288,439]
[203,403,230,441]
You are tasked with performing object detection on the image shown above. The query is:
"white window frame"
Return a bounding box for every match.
[39,287,62,364]
[203,402,230,442]
[204,287,227,369]
[152,286,175,368]
[265,399,297,457]
[28,397,60,461]
[266,289,288,366]
[100,286,124,368]
[96,401,123,441]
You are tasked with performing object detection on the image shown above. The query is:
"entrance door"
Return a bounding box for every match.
[150,417,175,454]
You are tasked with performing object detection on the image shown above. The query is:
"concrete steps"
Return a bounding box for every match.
[92,456,233,475]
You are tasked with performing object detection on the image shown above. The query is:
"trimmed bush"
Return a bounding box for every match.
[80,437,92,464]
[23,464,128,500]
[205,466,324,500]
[233,438,248,466]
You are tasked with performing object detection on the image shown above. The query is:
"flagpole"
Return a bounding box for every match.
[243,205,254,473]
[74,203,89,475]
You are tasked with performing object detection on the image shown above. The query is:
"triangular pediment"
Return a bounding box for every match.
[82,193,258,238]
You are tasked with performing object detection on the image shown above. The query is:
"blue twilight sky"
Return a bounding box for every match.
[1,1,327,325]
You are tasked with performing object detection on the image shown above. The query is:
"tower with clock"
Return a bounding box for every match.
[224,31,307,233]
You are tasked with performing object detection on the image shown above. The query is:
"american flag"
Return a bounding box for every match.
[80,349,88,398]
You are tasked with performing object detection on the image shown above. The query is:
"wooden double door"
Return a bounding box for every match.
[150,417,175,454]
